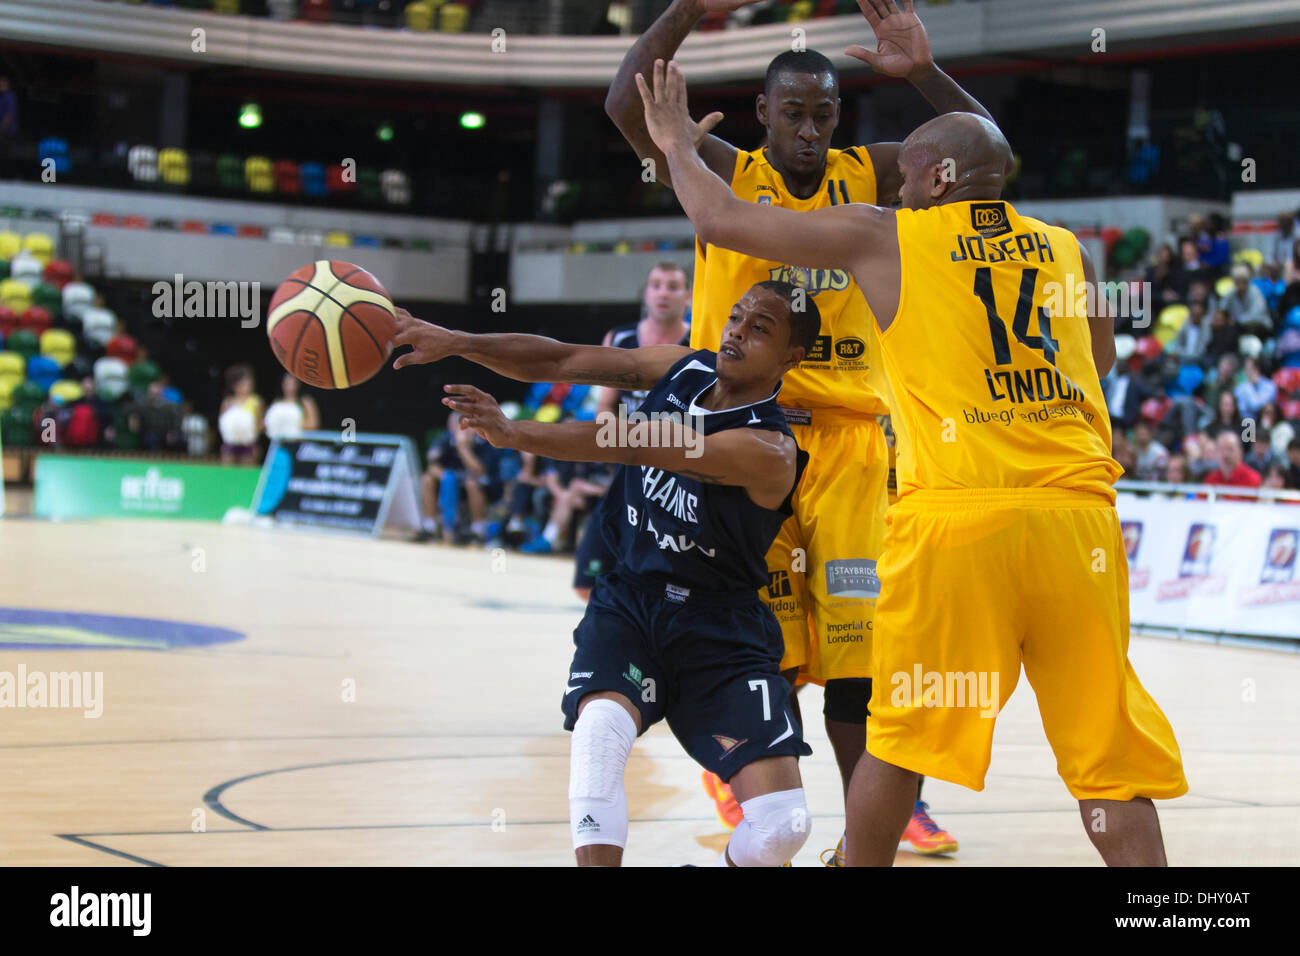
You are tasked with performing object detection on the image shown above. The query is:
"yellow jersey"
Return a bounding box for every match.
[882,200,1120,499]
[690,146,889,416]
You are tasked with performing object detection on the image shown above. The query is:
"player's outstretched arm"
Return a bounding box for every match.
[446,381,798,511]
[392,307,691,388]
[638,60,895,275]
[847,0,1003,202]
[605,0,746,190]
[1078,241,1116,378]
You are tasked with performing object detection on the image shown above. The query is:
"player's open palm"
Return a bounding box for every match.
[845,0,934,79]
[635,59,724,155]
[391,307,457,369]
[442,384,511,448]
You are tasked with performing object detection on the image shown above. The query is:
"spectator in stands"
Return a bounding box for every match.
[1245,428,1275,476]
[181,401,210,456]
[1145,244,1183,307]
[1206,388,1241,439]
[132,382,183,451]
[1283,238,1300,288]
[1112,433,1138,479]
[1178,237,1212,291]
[1164,454,1190,485]
[417,410,505,545]
[1224,264,1272,334]
[218,364,264,465]
[1274,211,1299,268]
[1104,365,1151,430]
[1168,299,1208,363]
[1204,432,1261,489]
[1202,309,1240,368]
[1181,431,1217,480]
[502,451,550,547]
[1132,420,1170,481]
[0,76,16,139]
[264,372,321,441]
[1286,438,1300,490]
[520,458,613,555]
[1234,356,1278,423]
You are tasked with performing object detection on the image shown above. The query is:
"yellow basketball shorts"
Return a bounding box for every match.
[865,488,1187,801]
[763,409,889,684]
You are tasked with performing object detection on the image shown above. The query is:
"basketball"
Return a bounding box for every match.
[266,260,396,389]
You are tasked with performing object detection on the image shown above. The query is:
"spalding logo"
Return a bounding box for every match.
[835,337,865,359]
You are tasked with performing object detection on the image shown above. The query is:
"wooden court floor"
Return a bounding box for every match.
[0,516,1296,866]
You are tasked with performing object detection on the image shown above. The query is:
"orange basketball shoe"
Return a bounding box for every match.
[701,771,743,831]
[900,801,959,855]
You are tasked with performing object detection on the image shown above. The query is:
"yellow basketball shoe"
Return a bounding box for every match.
[900,801,959,855]
[819,837,845,867]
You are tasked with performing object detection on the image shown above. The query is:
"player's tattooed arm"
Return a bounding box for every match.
[392,307,689,388]
[605,0,743,189]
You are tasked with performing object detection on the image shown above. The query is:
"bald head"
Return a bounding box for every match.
[897,112,1013,210]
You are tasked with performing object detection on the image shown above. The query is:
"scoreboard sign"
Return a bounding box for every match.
[252,431,421,536]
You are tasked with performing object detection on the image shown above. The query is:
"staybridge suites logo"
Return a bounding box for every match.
[120,467,184,512]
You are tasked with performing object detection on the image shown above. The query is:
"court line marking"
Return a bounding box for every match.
[55,834,166,868]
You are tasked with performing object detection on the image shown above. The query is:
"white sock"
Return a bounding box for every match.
[542,521,561,544]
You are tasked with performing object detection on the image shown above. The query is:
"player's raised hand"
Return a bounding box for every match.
[391,307,458,369]
[845,0,935,79]
[635,59,724,155]
[442,384,512,447]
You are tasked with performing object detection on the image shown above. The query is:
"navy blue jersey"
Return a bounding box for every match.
[608,321,691,413]
[595,349,806,595]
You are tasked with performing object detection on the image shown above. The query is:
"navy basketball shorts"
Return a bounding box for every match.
[572,513,614,592]
[561,571,813,783]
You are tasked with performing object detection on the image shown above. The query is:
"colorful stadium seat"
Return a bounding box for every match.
[1215,276,1235,298]
[213,0,241,14]
[159,147,191,186]
[93,356,130,401]
[275,160,301,195]
[0,378,15,412]
[32,282,61,316]
[1,405,35,448]
[49,379,85,404]
[26,355,60,393]
[129,359,161,391]
[217,154,245,190]
[0,350,23,385]
[20,306,52,334]
[0,306,17,336]
[81,307,117,348]
[381,169,411,205]
[327,164,357,193]
[0,278,32,312]
[439,2,469,31]
[7,329,39,362]
[129,145,160,183]
[22,233,55,266]
[359,167,381,203]
[245,156,274,193]
[302,0,331,22]
[43,260,75,289]
[0,231,21,260]
[61,282,95,322]
[12,380,44,409]
[300,163,327,197]
[325,232,352,247]
[10,252,44,288]
[405,0,434,30]
[40,328,76,367]
[105,334,140,363]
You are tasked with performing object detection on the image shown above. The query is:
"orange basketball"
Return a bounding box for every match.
[265,260,396,389]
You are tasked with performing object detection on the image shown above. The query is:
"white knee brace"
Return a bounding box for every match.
[726,788,810,866]
[569,699,637,850]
